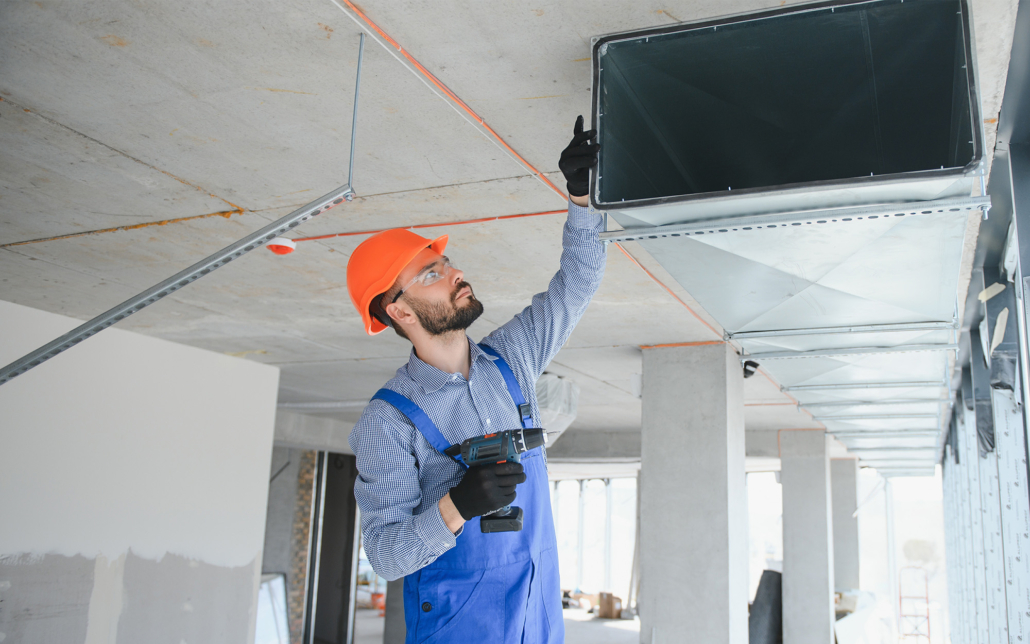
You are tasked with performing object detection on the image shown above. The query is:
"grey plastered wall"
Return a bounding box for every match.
[263,447,303,578]
[0,554,95,643]
[117,553,257,644]
[0,300,279,644]
[275,410,354,455]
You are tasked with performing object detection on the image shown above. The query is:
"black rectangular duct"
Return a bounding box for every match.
[591,0,982,225]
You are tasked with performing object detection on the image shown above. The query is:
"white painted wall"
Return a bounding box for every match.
[0,300,279,643]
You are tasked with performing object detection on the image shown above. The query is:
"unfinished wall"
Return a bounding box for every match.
[0,300,279,644]
[261,446,317,644]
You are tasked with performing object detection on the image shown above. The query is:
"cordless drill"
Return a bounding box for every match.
[445,428,547,533]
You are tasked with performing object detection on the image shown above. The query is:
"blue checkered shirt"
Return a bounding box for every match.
[349,200,605,581]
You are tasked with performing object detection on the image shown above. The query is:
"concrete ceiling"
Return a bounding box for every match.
[0,0,1018,465]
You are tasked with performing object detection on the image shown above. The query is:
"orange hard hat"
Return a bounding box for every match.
[347,229,448,335]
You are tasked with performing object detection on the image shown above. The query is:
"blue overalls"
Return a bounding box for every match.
[372,344,564,644]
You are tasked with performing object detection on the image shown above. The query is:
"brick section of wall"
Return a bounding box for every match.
[288,450,317,644]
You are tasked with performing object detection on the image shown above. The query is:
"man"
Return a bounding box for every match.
[346,117,602,643]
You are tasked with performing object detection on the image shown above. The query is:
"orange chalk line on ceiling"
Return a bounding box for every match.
[293,209,568,242]
[612,243,723,339]
[327,0,567,202]
[0,208,244,248]
[1,96,235,213]
[319,0,807,423]
[1,95,248,247]
[325,0,725,342]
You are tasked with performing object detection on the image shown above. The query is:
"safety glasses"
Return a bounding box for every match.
[392,257,457,303]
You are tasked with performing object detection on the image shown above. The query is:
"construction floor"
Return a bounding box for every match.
[563,608,640,644]
[350,606,639,643]
[352,609,385,644]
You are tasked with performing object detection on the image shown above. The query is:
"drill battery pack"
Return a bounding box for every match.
[481,506,524,533]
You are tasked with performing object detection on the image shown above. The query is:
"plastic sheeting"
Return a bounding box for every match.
[535,372,580,444]
[833,592,898,644]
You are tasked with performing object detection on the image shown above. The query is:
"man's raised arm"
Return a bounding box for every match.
[484,116,605,379]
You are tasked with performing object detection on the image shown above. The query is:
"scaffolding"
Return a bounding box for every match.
[898,566,930,643]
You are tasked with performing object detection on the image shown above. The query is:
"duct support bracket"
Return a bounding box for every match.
[831,430,941,438]
[813,413,940,421]
[802,399,947,409]
[729,320,957,340]
[782,381,947,392]
[847,446,939,453]
[744,344,959,362]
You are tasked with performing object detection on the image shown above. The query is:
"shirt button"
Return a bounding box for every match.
[422,602,433,612]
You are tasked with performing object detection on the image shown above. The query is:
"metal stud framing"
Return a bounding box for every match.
[0,35,368,386]
[942,142,1030,641]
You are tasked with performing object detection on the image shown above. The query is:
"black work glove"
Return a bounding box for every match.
[558,115,599,198]
[448,462,527,521]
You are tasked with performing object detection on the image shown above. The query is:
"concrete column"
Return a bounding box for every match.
[639,343,748,644]
[780,430,835,644]
[830,458,860,591]
[604,478,613,591]
[577,479,585,591]
[383,578,405,644]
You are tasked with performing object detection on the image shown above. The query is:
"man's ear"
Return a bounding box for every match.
[385,300,417,331]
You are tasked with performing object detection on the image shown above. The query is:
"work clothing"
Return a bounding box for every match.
[558,116,599,197]
[407,435,560,642]
[349,199,605,642]
[371,347,556,642]
[448,461,526,521]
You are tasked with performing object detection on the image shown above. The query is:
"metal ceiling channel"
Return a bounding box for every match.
[592,0,986,473]
[0,34,369,386]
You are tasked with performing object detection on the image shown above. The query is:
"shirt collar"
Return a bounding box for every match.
[405,336,496,394]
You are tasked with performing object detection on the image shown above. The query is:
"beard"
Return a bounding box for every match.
[407,280,484,336]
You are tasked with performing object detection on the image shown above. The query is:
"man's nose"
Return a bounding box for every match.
[450,266,464,285]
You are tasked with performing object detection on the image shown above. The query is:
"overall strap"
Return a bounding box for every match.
[478,343,532,429]
[371,388,466,468]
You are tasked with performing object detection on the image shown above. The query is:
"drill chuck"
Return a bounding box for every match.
[453,427,545,465]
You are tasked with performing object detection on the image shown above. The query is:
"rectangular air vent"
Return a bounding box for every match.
[591,0,982,225]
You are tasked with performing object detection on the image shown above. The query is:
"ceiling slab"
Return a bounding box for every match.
[0,99,231,245]
[0,0,531,215]
[0,0,1019,462]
